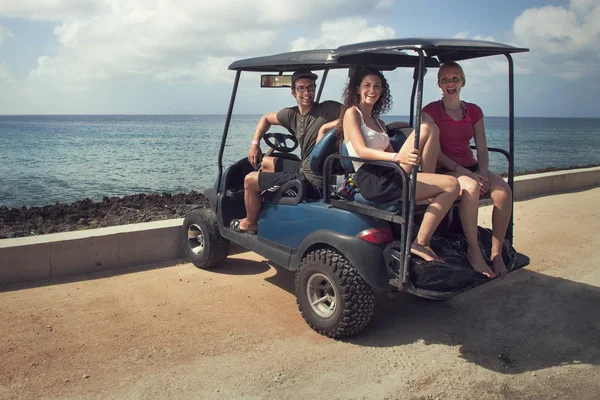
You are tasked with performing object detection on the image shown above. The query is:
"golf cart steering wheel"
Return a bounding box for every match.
[263,132,298,153]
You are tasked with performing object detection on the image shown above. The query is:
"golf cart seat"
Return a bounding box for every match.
[265,127,342,204]
[309,128,344,179]
[262,127,340,206]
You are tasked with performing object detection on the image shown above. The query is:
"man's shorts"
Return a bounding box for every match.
[258,159,302,191]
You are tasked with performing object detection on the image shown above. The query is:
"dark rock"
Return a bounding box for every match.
[0,191,211,239]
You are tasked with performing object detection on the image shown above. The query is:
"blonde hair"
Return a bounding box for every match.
[438,61,466,87]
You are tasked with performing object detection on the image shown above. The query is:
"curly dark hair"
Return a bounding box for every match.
[336,67,393,141]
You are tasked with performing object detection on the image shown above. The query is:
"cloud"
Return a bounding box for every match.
[512,0,600,79]
[290,17,396,51]
[0,1,109,21]
[0,24,14,45]
[453,31,495,42]
[7,0,391,88]
[0,61,12,80]
[154,56,236,84]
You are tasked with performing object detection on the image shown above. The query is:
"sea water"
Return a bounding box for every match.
[1,114,598,208]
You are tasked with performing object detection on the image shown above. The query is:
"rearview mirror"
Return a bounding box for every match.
[261,75,292,88]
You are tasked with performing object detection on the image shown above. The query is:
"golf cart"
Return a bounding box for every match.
[182,38,530,338]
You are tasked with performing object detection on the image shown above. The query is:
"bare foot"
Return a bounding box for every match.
[230,218,258,234]
[411,242,442,262]
[467,250,496,278]
[239,219,258,232]
[492,254,508,279]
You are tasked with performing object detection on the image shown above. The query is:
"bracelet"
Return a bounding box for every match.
[453,163,458,172]
[391,153,398,162]
[250,140,259,145]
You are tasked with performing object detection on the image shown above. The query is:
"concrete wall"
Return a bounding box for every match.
[0,219,184,285]
[2,166,600,285]
[512,166,600,199]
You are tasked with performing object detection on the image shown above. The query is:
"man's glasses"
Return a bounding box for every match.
[295,85,316,93]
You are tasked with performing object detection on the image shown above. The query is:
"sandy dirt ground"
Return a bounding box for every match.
[1,188,599,400]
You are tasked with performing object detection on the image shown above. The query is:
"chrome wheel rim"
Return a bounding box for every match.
[307,273,337,318]
[187,224,205,255]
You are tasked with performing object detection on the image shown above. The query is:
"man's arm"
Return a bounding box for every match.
[252,112,281,142]
[248,112,281,169]
[316,119,339,144]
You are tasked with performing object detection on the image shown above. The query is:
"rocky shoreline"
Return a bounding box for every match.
[0,191,210,239]
[1,164,598,239]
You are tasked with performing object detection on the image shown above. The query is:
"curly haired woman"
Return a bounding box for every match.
[339,67,459,262]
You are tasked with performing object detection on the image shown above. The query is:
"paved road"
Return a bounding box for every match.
[1,188,599,399]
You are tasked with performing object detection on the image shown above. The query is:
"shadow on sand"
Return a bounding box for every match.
[263,265,600,374]
[355,269,600,374]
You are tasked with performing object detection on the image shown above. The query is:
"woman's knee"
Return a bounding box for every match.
[492,180,512,204]
[421,121,439,142]
[458,176,479,196]
[442,175,460,196]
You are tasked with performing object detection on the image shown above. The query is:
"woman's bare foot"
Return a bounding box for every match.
[411,242,442,262]
[492,254,508,279]
[467,250,496,278]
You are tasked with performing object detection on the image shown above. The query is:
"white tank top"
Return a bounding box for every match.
[345,107,389,171]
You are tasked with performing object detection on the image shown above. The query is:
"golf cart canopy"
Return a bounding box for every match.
[228,38,529,72]
[334,38,529,63]
[228,48,438,72]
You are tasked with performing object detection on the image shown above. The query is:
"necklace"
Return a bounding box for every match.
[440,100,466,120]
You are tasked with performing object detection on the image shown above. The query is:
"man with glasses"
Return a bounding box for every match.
[229,69,341,234]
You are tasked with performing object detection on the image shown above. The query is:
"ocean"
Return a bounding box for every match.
[1,115,599,208]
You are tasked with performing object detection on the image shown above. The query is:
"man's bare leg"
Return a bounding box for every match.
[260,156,278,173]
[238,172,261,232]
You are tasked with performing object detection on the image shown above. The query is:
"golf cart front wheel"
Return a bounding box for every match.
[182,208,230,269]
[295,249,374,338]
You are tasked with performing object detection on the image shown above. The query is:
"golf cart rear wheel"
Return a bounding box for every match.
[295,249,374,338]
[182,208,230,269]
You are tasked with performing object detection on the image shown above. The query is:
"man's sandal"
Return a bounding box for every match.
[229,219,257,235]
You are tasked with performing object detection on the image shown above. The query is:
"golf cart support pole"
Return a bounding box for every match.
[400,50,426,289]
[506,53,515,245]
[409,68,418,127]
[217,70,241,195]
[316,69,329,103]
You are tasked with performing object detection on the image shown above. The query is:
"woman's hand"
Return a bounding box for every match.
[476,168,490,195]
[397,148,421,166]
[465,169,489,195]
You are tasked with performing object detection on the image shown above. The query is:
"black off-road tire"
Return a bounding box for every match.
[182,208,230,269]
[295,248,375,338]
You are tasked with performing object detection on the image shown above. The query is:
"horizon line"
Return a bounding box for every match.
[2,114,599,119]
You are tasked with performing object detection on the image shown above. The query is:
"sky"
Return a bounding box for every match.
[0,0,599,117]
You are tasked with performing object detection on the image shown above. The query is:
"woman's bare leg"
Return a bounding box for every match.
[396,126,449,261]
[449,173,496,278]
[418,122,440,173]
[486,171,512,278]
[399,122,440,173]
[409,173,460,261]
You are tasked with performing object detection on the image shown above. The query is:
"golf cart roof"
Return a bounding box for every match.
[335,38,529,63]
[228,49,438,72]
[228,38,528,72]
